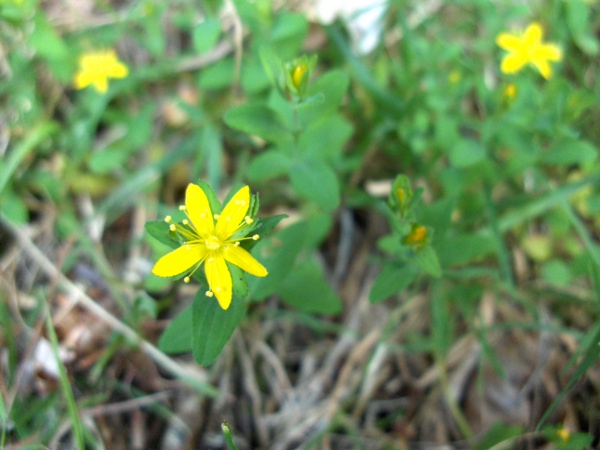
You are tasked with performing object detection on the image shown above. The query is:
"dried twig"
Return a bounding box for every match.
[0,212,216,397]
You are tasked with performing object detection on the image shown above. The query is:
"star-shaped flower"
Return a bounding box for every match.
[496,22,562,79]
[73,50,129,93]
[152,184,268,310]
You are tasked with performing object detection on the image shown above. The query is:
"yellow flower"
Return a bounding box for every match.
[496,22,562,79]
[73,50,129,93]
[152,184,268,310]
[404,224,428,247]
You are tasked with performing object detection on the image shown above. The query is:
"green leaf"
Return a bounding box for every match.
[241,55,271,93]
[224,104,291,144]
[474,422,523,450]
[370,263,419,303]
[448,138,486,167]
[193,19,222,54]
[247,149,292,182]
[254,214,287,240]
[198,58,235,90]
[413,246,442,278]
[88,147,130,174]
[290,159,340,210]
[299,70,350,125]
[0,187,28,224]
[436,233,496,267]
[30,12,68,62]
[229,263,248,299]
[565,0,599,55]
[298,114,353,161]
[269,13,308,57]
[159,303,193,354]
[542,140,597,166]
[259,45,282,90]
[278,257,342,315]
[192,292,247,366]
[196,179,223,215]
[248,221,308,300]
[145,221,179,248]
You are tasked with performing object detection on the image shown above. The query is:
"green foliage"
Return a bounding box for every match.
[3,0,600,447]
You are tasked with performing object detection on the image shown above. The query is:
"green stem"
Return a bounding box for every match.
[221,422,239,450]
[43,297,87,449]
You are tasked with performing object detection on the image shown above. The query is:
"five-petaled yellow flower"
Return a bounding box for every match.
[152,184,268,310]
[496,22,562,79]
[73,50,129,93]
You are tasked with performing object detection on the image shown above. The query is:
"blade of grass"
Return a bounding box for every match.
[558,198,600,269]
[497,173,600,233]
[431,281,473,440]
[43,297,86,449]
[221,422,239,450]
[535,322,600,430]
[0,122,58,195]
[484,183,514,288]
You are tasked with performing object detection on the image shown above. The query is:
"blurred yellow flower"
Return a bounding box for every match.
[448,70,461,84]
[556,427,570,442]
[496,22,562,79]
[73,50,129,93]
[503,83,517,99]
[152,184,268,310]
[292,64,308,89]
[404,224,428,247]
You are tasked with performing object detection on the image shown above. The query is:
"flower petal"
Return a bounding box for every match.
[496,33,521,51]
[223,245,268,277]
[524,22,543,46]
[500,52,528,74]
[152,244,206,277]
[186,183,214,237]
[536,43,562,62]
[93,77,109,93]
[531,57,552,79]
[216,186,250,240]
[74,71,95,90]
[107,61,129,79]
[205,255,233,310]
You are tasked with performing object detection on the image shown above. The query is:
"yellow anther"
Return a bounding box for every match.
[206,291,214,297]
[179,205,186,211]
[214,214,220,219]
[182,219,189,225]
[184,276,190,283]
[252,234,259,240]
[234,242,240,247]
[244,216,254,225]
[185,245,191,250]
[169,224,176,232]
[207,257,215,263]
[226,216,231,221]
[164,215,172,223]
[215,287,222,292]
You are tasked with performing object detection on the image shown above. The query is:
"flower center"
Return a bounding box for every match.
[205,235,222,251]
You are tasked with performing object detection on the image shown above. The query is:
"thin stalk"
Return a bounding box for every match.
[43,298,87,449]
